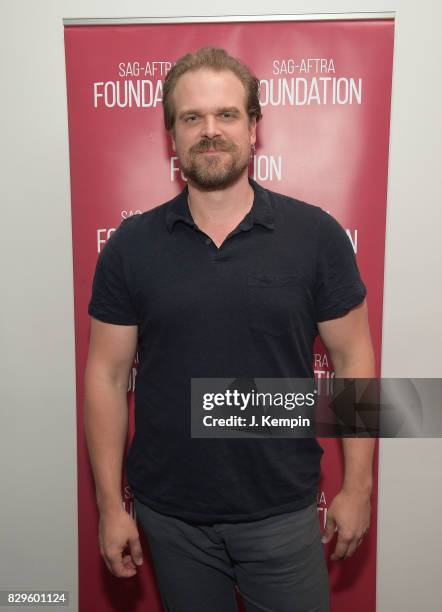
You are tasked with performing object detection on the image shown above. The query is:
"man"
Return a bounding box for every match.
[84,46,375,612]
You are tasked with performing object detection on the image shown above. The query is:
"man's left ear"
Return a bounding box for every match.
[249,117,257,146]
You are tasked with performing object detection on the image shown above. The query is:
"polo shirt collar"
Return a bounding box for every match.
[165,178,275,233]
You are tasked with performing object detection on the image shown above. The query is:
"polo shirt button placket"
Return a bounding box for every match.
[202,233,221,259]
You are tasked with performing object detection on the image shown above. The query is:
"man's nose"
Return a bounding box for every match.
[200,115,221,139]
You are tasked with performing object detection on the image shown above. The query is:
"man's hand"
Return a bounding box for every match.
[98,507,144,578]
[321,489,371,561]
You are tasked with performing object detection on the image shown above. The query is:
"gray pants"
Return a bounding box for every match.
[134,498,329,612]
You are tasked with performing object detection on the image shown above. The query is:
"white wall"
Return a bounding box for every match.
[1,1,441,611]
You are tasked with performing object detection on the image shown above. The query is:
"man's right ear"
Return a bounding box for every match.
[170,128,176,152]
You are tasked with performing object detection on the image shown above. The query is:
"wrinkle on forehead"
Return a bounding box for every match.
[172,69,248,115]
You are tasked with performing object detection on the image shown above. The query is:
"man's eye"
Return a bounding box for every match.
[185,115,198,122]
[221,112,234,119]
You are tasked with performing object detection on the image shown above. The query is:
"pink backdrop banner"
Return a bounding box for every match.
[64,18,394,612]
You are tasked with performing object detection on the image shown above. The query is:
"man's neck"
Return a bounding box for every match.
[187,173,254,230]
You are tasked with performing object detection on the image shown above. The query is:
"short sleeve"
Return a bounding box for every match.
[314,211,367,322]
[87,218,139,325]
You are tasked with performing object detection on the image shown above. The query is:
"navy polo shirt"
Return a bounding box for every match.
[88,178,366,523]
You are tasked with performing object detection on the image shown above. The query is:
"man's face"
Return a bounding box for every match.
[170,68,257,190]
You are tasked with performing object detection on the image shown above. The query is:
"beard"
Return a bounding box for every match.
[179,137,251,190]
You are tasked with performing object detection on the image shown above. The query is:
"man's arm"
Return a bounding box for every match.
[84,318,143,577]
[317,299,376,561]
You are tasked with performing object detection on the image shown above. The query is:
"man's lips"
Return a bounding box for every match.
[191,141,233,155]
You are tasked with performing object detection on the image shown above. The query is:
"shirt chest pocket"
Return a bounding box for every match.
[247,274,308,337]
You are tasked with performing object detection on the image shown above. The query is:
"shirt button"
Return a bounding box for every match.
[205,237,212,244]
